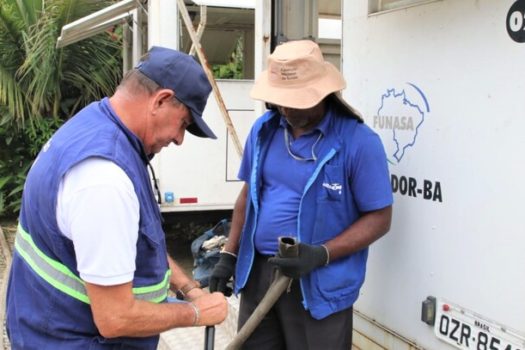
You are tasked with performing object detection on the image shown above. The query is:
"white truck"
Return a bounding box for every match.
[343,1,525,349]
[58,0,525,349]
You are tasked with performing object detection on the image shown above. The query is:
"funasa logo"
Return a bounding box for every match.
[373,83,429,165]
[372,83,442,202]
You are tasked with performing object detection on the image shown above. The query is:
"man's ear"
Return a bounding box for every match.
[152,89,174,110]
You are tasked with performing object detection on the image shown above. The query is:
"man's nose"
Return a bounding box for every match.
[174,129,185,146]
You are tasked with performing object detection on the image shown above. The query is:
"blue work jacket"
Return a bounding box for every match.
[235,109,392,320]
[7,98,170,349]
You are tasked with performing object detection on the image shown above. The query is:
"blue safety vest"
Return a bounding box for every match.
[7,98,170,349]
[235,108,393,320]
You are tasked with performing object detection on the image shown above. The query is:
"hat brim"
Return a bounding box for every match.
[250,62,345,109]
[187,110,217,139]
[330,92,364,122]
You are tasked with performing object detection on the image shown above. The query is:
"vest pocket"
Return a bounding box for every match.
[312,253,365,296]
[136,221,167,274]
[312,199,347,244]
[313,164,346,243]
[138,221,162,248]
[133,220,168,287]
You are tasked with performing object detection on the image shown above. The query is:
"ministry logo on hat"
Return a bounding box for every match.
[136,46,217,139]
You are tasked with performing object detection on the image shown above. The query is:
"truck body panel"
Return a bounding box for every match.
[152,80,255,211]
[343,1,525,349]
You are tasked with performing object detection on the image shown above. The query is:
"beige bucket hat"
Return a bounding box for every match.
[250,40,362,121]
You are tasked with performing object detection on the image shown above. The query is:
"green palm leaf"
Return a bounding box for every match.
[0,0,123,217]
[0,0,122,125]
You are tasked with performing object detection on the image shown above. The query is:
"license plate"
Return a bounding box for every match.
[434,300,525,350]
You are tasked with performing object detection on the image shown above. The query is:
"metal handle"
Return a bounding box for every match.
[225,237,298,350]
[278,236,298,258]
[204,325,215,350]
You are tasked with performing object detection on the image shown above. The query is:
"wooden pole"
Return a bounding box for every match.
[177,0,244,158]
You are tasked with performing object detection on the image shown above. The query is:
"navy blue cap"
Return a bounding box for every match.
[136,46,216,139]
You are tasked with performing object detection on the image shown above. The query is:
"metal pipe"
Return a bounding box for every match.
[225,237,298,350]
[57,13,130,48]
[204,325,215,350]
[58,0,137,39]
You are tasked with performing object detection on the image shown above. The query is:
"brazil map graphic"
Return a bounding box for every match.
[373,83,430,165]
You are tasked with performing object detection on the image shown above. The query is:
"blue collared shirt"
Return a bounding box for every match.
[239,110,332,254]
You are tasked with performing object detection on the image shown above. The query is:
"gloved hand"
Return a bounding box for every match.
[268,243,328,279]
[209,252,236,296]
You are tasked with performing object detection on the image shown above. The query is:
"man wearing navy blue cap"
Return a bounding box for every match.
[135,46,217,141]
[6,46,227,349]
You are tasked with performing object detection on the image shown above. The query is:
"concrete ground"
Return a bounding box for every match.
[159,296,239,350]
[0,222,15,350]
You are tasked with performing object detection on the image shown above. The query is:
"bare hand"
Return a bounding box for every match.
[192,292,228,326]
[185,287,206,301]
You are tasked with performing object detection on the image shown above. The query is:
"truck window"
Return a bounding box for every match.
[318,2,342,70]
[319,18,341,39]
[179,4,255,80]
[369,0,440,14]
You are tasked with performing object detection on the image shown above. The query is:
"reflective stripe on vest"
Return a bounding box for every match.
[15,224,171,304]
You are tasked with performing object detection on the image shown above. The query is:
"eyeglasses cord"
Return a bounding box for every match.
[283,128,323,162]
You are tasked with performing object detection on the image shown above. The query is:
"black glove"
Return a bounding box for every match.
[268,243,328,279]
[209,252,236,296]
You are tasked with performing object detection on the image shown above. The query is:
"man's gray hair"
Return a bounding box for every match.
[117,69,160,95]
[117,69,185,110]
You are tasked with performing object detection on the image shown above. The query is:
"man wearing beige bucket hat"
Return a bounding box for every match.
[210,40,393,348]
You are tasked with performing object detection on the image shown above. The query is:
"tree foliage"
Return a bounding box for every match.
[0,115,61,217]
[0,0,122,126]
[212,36,244,79]
[0,0,123,217]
